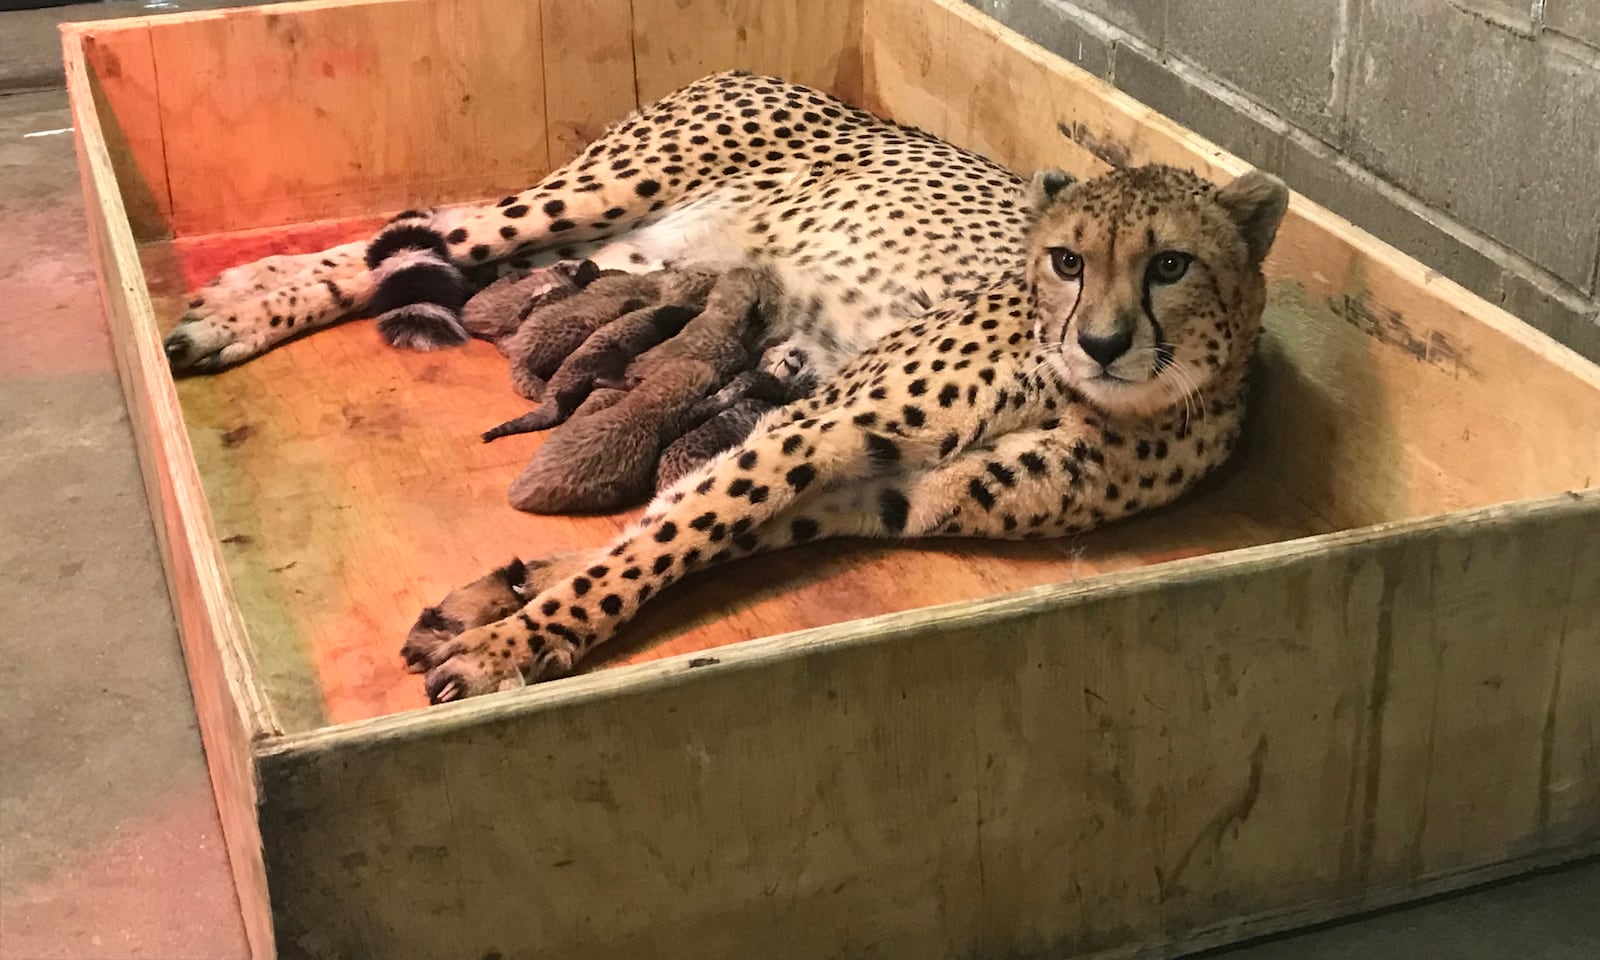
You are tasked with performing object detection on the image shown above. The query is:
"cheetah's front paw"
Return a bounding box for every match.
[422,621,579,703]
[163,305,264,375]
[163,242,370,375]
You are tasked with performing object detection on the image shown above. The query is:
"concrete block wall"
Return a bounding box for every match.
[964,0,1600,363]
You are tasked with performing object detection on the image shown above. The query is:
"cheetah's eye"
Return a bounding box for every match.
[1049,247,1083,282]
[1148,251,1193,284]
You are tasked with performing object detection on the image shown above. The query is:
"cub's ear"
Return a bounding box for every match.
[1216,170,1290,266]
[493,557,529,593]
[1027,168,1077,216]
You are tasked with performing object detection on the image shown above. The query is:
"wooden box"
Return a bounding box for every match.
[63,1,1600,957]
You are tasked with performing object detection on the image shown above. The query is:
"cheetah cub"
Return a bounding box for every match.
[404,162,1290,702]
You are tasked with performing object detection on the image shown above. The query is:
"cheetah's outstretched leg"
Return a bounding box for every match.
[415,427,1122,700]
[162,192,675,375]
[399,422,1136,684]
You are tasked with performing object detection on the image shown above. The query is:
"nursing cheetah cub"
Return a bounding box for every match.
[405,163,1288,702]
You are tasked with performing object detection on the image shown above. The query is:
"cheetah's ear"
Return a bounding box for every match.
[1216,170,1290,266]
[1027,168,1077,216]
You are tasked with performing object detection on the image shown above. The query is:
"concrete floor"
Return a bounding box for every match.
[0,4,1595,960]
[0,84,249,959]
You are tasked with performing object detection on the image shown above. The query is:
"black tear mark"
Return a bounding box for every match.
[1330,293,1478,379]
[1057,121,1131,169]
[688,656,720,668]
[220,534,253,545]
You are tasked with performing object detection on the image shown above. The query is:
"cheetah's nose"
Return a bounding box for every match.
[1077,327,1134,368]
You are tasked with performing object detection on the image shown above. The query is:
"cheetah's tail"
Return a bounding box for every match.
[363,210,474,351]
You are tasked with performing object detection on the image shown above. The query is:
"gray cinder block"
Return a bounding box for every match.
[1164,0,1348,142]
[1344,0,1600,289]
[1112,44,1291,172]
[1114,42,1513,315]
[976,0,1166,45]
[1062,0,1167,45]
[1454,1,1541,32]
[960,0,1600,363]
[963,0,1117,77]
[1495,271,1600,365]
[1545,0,1600,51]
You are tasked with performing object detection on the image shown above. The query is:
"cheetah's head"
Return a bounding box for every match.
[1024,164,1289,418]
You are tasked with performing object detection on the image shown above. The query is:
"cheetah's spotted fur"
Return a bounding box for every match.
[161,72,1288,702]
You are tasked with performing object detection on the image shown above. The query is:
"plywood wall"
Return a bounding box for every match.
[73,0,863,239]
[254,492,1600,960]
[79,0,553,237]
[631,0,864,104]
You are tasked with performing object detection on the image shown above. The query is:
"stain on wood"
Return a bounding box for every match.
[219,424,256,447]
[1057,120,1132,169]
[1330,291,1479,378]
[1158,734,1269,902]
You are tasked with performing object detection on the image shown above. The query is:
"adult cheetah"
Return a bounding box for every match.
[161,71,1288,702]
